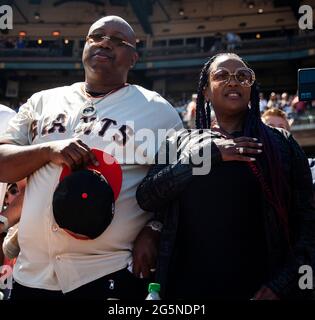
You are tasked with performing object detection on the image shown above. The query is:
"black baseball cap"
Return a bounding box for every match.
[52,149,122,240]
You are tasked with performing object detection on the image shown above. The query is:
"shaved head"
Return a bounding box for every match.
[88,15,136,46]
[83,15,139,93]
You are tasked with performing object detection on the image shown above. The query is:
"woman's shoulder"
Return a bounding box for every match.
[167,128,219,143]
[264,124,291,141]
[264,124,294,152]
[264,124,307,162]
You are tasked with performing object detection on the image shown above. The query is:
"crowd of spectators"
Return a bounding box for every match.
[0,37,73,57]
[259,92,315,124]
[175,91,315,129]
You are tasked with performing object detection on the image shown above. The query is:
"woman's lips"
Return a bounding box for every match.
[224,92,242,100]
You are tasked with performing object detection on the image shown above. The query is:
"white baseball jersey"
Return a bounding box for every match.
[0,105,16,211]
[0,83,182,293]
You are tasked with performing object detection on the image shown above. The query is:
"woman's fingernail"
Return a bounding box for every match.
[250,158,256,161]
[258,150,262,153]
[253,138,258,141]
[258,143,263,146]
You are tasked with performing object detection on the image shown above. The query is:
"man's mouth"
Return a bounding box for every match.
[92,51,113,61]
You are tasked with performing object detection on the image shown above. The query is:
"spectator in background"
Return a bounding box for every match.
[267,92,279,109]
[5,38,15,49]
[262,107,315,196]
[16,37,25,49]
[259,93,268,113]
[210,33,223,53]
[0,180,25,264]
[185,93,197,129]
[225,32,241,51]
[0,38,6,48]
[1,181,25,300]
[280,92,291,114]
[291,95,306,115]
[0,105,15,212]
[3,184,19,209]
[2,182,25,260]
[0,105,15,132]
[261,108,293,131]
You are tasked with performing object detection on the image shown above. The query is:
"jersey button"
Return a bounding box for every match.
[56,255,61,261]
[52,225,58,232]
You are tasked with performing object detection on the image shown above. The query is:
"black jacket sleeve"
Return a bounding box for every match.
[136,136,222,213]
[267,133,315,298]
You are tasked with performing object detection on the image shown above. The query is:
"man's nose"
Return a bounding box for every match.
[97,36,113,49]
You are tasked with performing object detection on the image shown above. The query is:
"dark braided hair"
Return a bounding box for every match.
[195,59,212,129]
[196,53,291,241]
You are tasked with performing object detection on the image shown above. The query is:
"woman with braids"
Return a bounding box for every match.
[135,53,315,300]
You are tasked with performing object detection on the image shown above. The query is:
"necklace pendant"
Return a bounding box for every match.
[81,101,96,117]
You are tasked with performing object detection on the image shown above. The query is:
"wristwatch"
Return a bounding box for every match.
[0,215,9,234]
[145,220,163,233]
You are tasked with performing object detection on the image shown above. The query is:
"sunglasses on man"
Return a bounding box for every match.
[86,34,136,50]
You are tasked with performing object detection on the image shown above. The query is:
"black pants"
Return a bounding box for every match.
[11,268,150,300]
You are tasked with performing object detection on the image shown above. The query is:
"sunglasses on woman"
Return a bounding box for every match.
[210,67,256,87]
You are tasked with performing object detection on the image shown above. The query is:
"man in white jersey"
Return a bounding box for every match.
[0,105,15,133]
[0,16,182,299]
[0,105,15,268]
[0,105,15,211]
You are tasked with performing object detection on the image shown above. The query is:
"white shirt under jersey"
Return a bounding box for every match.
[0,83,182,293]
[0,105,16,211]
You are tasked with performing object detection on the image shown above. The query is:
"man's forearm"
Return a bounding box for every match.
[0,144,50,183]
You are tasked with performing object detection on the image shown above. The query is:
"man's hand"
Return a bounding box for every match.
[252,286,280,300]
[45,138,99,170]
[0,140,98,182]
[132,226,160,279]
[214,136,263,162]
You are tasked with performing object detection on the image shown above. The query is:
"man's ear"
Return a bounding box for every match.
[130,51,139,68]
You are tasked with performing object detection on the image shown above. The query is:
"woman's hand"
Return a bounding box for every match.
[214,136,263,162]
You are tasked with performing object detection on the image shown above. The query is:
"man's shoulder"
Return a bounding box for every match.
[130,85,171,105]
[129,85,182,129]
[30,83,80,101]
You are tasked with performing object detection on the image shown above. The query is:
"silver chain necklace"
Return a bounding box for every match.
[80,83,128,117]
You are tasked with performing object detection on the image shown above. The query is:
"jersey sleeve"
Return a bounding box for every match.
[0,99,36,146]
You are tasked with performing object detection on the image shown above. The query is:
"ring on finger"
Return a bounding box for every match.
[238,147,244,154]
